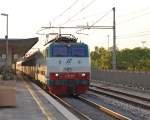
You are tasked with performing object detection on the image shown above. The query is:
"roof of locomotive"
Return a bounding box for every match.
[52,36,77,43]
[44,36,77,45]
[49,41,88,47]
[44,36,88,48]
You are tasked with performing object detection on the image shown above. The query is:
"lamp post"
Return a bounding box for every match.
[1,13,8,65]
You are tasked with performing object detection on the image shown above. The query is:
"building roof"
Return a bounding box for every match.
[0,37,38,57]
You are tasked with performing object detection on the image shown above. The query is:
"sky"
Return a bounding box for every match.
[0,0,150,51]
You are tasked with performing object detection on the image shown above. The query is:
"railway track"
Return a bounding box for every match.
[90,83,150,109]
[48,92,91,120]
[49,92,130,120]
[78,95,131,120]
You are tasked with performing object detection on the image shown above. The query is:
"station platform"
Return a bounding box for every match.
[0,75,79,120]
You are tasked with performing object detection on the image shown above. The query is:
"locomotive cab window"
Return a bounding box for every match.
[71,47,87,57]
[51,44,89,57]
[71,44,89,57]
[52,46,68,57]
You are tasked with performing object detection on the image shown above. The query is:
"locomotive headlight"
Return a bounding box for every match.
[82,73,86,77]
[55,73,59,77]
[67,44,71,47]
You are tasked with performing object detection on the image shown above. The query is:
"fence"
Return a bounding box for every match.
[91,69,150,90]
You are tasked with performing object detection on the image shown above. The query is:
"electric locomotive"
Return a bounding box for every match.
[18,35,91,95]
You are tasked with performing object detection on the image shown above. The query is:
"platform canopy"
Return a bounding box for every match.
[0,37,38,56]
[0,37,38,66]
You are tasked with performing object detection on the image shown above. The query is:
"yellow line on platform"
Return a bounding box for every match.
[23,80,54,120]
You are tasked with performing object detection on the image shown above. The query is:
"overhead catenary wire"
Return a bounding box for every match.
[36,28,48,35]
[37,7,115,40]
[117,30,150,37]
[68,12,105,23]
[52,0,80,22]
[64,9,113,23]
[36,0,80,36]
[91,9,112,26]
[116,30,150,39]
[117,10,150,25]
[117,6,150,18]
[36,5,113,44]
[61,0,97,26]
[117,33,150,39]
[76,9,113,34]
[37,1,112,36]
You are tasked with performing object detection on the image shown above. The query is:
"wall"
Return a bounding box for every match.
[91,69,150,90]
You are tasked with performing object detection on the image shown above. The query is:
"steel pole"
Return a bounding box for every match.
[112,7,116,70]
[6,14,8,65]
[1,13,8,65]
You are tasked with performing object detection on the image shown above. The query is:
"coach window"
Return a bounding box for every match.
[2,54,6,59]
[14,54,18,60]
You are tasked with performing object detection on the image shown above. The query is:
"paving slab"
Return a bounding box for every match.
[0,76,79,120]
[0,80,47,120]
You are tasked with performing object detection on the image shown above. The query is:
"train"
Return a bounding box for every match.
[17,35,91,95]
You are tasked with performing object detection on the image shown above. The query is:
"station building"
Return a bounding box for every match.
[0,37,38,67]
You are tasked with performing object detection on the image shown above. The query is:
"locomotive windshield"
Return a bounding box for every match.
[51,44,88,57]
[71,47,85,57]
[52,46,68,57]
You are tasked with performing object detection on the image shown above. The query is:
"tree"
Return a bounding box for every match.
[90,47,111,69]
[91,46,150,71]
[117,47,150,71]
